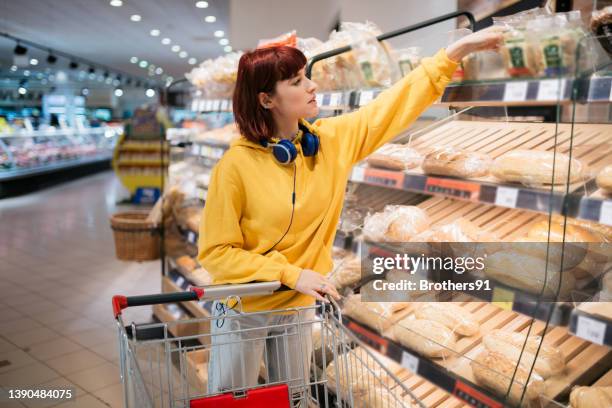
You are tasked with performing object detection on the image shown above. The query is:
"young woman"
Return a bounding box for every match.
[199,28,503,398]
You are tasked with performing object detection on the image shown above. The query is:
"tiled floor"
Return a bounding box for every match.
[0,171,161,407]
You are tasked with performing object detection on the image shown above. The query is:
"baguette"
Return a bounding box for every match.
[471,350,545,405]
[422,147,491,178]
[413,303,479,336]
[482,330,565,378]
[342,294,409,333]
[596,164,612,194]
[367,143,422,171]
[492,149,587,185]
[393,318,456,358]
[569,385,612,408]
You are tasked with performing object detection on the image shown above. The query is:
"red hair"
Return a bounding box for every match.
[233,46,307,144]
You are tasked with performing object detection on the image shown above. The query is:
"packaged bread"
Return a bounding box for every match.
[590,6,612,56]
[342,293,409,333]
[414,303,479,336]
[422,147,491,178]
[329,254,361,289]
[366,143,422,171]
[176,255,198,272]
[500,28,540,77]
[368,386,414,408]
[410,218,491,243]
[393,318,456,358]
[552,214,612,241]
[492,150,587,185]
[471,350,545,405]
[570,385,612,408]
[596,165,612,194]
[482,329,565,378]
[363,205,430,242]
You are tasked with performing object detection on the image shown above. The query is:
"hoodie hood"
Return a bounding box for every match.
[230,118,319,151]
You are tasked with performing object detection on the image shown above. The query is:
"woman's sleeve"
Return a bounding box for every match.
[315,48,458,165]
[197,161,303,289]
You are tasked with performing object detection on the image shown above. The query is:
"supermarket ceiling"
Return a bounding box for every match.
[0,0,340,84]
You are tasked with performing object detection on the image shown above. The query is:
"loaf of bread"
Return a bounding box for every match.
[570,385,612,408]
[552,214,612,242]
[482,330,565,378]
[422,147,491,178]
[471,350,545,405]
[363,205,430,242]
[367,143,422,171]
[492,150,587,185]
[393,318,456,358]
[414,303,479,336]
[410,218,492,243]
[597,165,612,194]
[329,255,361,289]
[342,294,409,333]
[177,255,198,272]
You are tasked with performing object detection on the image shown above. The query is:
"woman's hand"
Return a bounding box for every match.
[446,26,506,62]
[294,269,341,302]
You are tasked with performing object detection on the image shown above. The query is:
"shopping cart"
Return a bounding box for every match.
[112,282,423,407]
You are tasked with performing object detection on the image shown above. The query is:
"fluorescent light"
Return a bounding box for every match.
[23,70,31,77]
[18,87,27,95]
[223,45,232,52]
[171,45,180,52]
[179,51,188,58]
[139,60,148,68]
[150,29,160,37]
[161,37,171,45]
[219,38,229,46]
[188,58,197,65]
[149,64,156,70]
[204,15,216,23]
[130,14,141,22]
[195,1,208,8]
[145,88,155,97]
[114,88,124,97]
[29,58,39,66]
[155,67,163,74]
[105,77,113,84]
[214,30,224,37]
[10,65,17,72]
[130,57,138,64]
[110,0,122,6]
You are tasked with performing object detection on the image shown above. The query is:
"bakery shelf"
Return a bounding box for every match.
[165,258,212,316]
[569,303,612,348]
[0,154,112,181]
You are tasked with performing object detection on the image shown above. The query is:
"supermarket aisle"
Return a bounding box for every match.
[0,171,160,408]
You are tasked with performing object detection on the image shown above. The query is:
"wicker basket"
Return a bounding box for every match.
[110,211,160,261]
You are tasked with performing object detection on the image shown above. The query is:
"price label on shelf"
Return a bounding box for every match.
[537,79,566,101]
[212,100,221,111]
[492,286,514,311]
[576,315,606,345]
[187,231,197,244]
[351,166,366,182]
[400,351,419,373]
[315,93,323,106]
[494,186,519,208]
[329,93,342,106]
[176,276,185,288]
[600,200,612,226]
[503,81,528,102]
[359,90,374,106]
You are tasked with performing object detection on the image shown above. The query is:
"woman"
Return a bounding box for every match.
[199,28,503,399]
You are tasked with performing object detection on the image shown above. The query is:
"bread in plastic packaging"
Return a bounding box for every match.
[482,329,565,378]
[392,318,456,358]
[591,6,612,56]
[393,47,422,76]
[422,147,491,178]
[471,350,545,405]
[500,28,541,77]
[570,385,612,408]
[491,149,588,185]
[329,254,361,289]
[342,293,409,333]
[596,164,612,194]
[414,303,479,336]
[409,218,491,243]
[362,205,430,242]
[366,143,422,171]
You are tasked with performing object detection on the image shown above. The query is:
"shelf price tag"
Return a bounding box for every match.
[176,276,185,288]
[576,315,606,345]
[424,177,480,200]
[329,92,342,106]
[492,286,514,311]
[187,231,197,244]
[351,166,366,182]
[537,79,566,101]
[494,186,519,208]
[315,93,323,106]
[359,90,374,106]
[400,351,419,373]
[600,200,612,226]
[364,168,405,189]
[503,81,528,102]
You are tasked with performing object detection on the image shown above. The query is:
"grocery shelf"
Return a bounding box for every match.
[0,154,112,181]
[165,258,212,316]
[569,303,612,347]
[190,98,232,113]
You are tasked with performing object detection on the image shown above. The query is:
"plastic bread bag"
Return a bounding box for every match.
[342,293,408,333]
[500,24,540,77]
[392,46,422,76]
[362,210,395,242]
[591,6,612,57]
[328,253,361,289]
[422,146,492,178]
[257,30,297,48]
[383,205,430,242]
[366,143,422,170]
[296,37,324,59]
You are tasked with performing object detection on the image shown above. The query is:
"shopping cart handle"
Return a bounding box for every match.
[188,281,292,300]
[112,287,204,318]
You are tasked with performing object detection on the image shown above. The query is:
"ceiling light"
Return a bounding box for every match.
[219,38,229,46]
[188,58,197,65]
[179,51,188,58]
[204,15,216,23]
[130,14,141,22]
[10,65,17,72]
[41,78,48,85]
[105,77,113,84]
[171,45,180,52]
[155,67,163,74]
[224,45,232,52]
[161,37,171,45]
[47,54,57,64]
[81,87,90,96]
[69,61,79,70]
[114,88,124,97]
[89,73,96,80]
[97,75,104,82]
[130,57,138,64]
[214,30,224,37]
[29,58,39,66]
[110,0,122,6]
[36,72,43,79]
[195,1,208,8]
[113,79,120,86]
[18,87,27,95]
[14,43,27,55]
[56,71,67,82]
[150,29,160,37]
[139,60,148,68]
[23,70,31,77]
[145,88,155,97]
[48,74,55,81]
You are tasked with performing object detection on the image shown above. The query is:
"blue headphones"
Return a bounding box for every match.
[260,123,319,165]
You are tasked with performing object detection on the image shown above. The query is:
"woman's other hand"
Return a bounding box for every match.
[294,269,341,302]
[446,26,506,62]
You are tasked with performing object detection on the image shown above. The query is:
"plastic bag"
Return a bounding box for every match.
[366,143,422,170]
[422,146,492,178]
[329,254,361,289]
[257,30,297,49]
[393,47,422,76]
[342,293,408,333]
[591,6,612,56]
[363,205,430,242]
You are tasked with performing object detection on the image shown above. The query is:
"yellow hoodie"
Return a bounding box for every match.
[197,48,458,312]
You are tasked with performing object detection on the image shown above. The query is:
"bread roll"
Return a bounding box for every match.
[385,206,430,242]
[363,211,393,242]
[596,165,612,194]
[177,255,198,272]
[342,294,409,333]
[330,255,361,289]
[410,218,491,243]
[570,385,612,408]
[367,143,422,171]
[414,303,479,336]
[422,147,491,178]
[482,330,565,378]
[471,350,545,405]
[393,318,456,358]
[492,150,587,185]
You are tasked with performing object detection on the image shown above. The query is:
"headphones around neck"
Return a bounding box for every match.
[259,123,319,165]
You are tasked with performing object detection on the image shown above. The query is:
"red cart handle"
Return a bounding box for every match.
[112,287,204,318]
